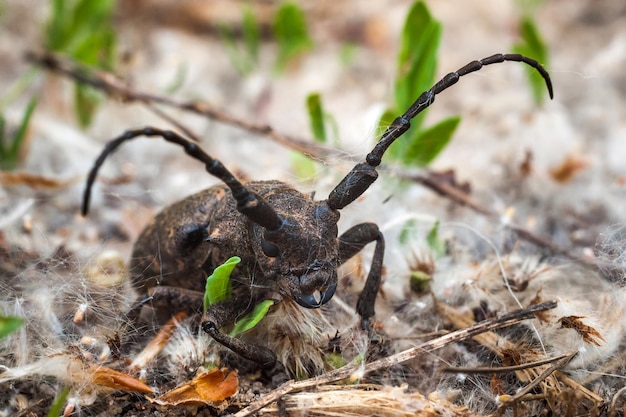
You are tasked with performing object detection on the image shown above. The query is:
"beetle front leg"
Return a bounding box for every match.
[338,223,385,328]
[202,298,278,369]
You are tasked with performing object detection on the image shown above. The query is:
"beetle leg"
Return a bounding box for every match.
[338,223,385,328]
[150,286,278,369]
[202,298,278,369]
[148,286,204,315]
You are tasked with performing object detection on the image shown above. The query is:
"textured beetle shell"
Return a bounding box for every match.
[130,180,336,297]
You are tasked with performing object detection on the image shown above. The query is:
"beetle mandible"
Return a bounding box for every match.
[83,54,553,369]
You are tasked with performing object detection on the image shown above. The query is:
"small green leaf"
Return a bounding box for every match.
[426,220,445,257]
[74,84,101,128]
[0,315,24,339]
[395,2,441,112]
[306,93,327,143]
[230,299,274,336]
[398,219,417,245]
[377,108,400,161]
[380,1,453,164]
[409,271,431,294]
[164,64,188,94]
[324,352,346,369]
[204,256,241,310]
[403,115,461,166]
[0,97,37,170]
[242,5,261,64]
[290,151,318,180]
[273,2,313,71]
[47,386,71,417]
[44,0,117,128]
[513,16,549,105]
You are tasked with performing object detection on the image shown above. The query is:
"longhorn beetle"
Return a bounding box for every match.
[83,54,553,369]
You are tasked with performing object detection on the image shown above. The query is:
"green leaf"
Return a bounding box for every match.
[47,386,71,417]
[46,0,70,51]
[377,108,400,161]
[8,97,37,165]
[403,115,460,166]
[230,299,274,336]
[324,352,346,369]
[306,93,326,143]
[242,5,261,64]
[74,84,101,128]
[395,1,441,113]
[381,1,447,162]
[204,256,240,310]
[0,315,24,339]
[273,2,313,71]
[0,115,6,157]
[512,16,549,105]
[426,220,445,257]
[398,219,416,245]
[0,97,37,170]
[44,0,117,128]
[290,151,318,180]
[409,271,431,294]
[164,64,188,95]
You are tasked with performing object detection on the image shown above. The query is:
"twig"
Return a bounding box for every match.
[26,50,337,160]
[500,352,577,404]
[442,352,575,374]
[230,301,557,417]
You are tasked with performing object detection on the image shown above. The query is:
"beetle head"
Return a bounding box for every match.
[249,191,340,309]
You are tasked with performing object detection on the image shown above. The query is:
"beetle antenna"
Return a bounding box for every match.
[327,53,553,210]
[82,128,283,231]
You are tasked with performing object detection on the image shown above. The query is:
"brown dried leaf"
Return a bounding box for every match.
[150,368,238,408]
[0,171,76,189]
[129,312,187,371]
[490,373,505,396]
[528,290,551,323]
[558,315,606,346]
[91,365,154,394]
[549,155,588,183]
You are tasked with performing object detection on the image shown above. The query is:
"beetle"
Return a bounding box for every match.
[82,54,553,369]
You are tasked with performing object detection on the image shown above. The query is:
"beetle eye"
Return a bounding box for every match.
[261,240,280,257]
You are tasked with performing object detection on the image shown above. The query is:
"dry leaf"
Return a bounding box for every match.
[129,312,187,371]
[150,368,238,408]
[0,352,153,394]
[91,365,154,393]
[559,316,606,346]
[549,155,588,183]
[0,171,76,189]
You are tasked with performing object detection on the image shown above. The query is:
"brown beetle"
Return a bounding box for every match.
[83,54,553,368]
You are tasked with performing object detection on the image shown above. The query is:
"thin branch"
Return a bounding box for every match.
[442,352,576,375]
[26,50,337,160]
[230,301,557,417]
[499,352,577,405]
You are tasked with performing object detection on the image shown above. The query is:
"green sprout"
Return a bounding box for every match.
[230,300,274,337]
[0,315,24,339]
[47,386,71,417]
[45,0,117,127]
[204,256,240,309]
[0,97,37,170]
[219,5,261,75]
[512,16,550,105]
[203,256,274,337]
[273,2,313,72]
[426,220,445,257]
[379,1,461,167]
[292,92,340,180]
